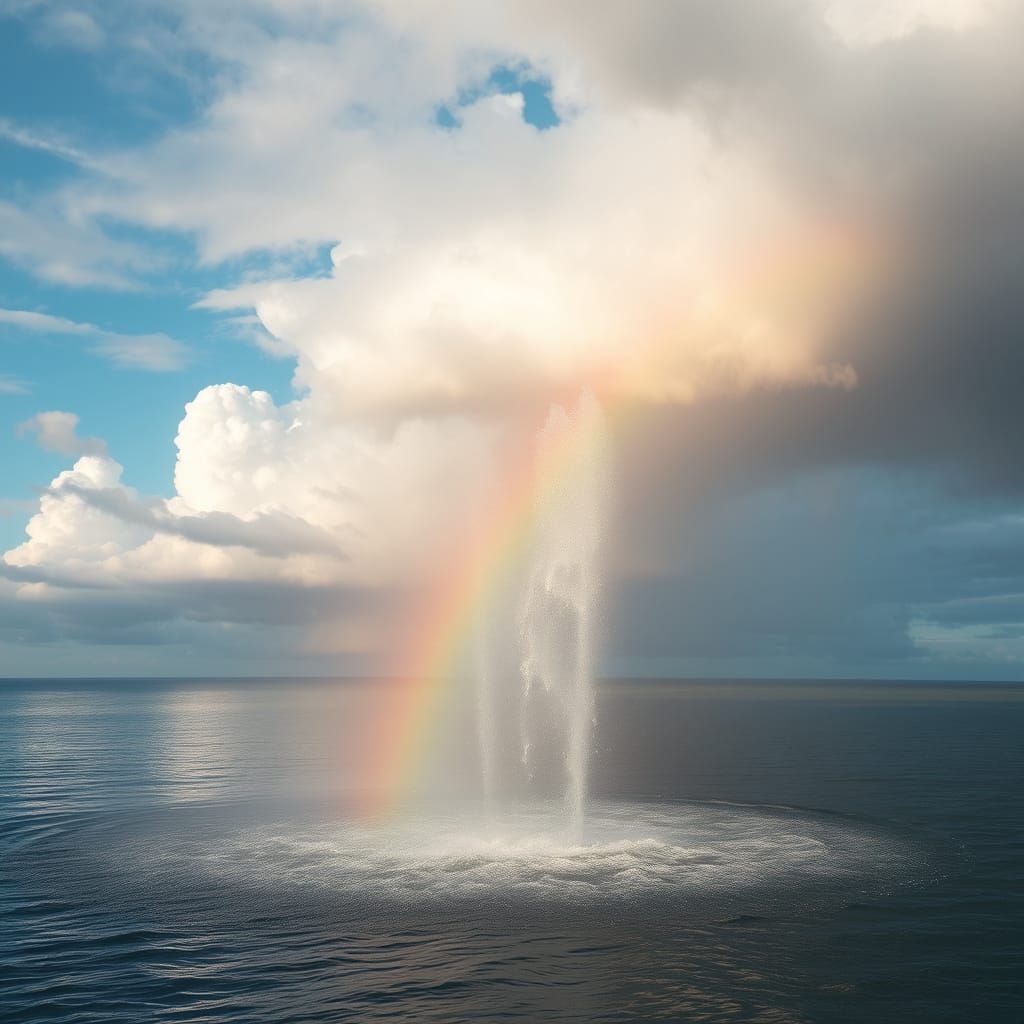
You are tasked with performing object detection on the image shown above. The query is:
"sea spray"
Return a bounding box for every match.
[474,392,609,841]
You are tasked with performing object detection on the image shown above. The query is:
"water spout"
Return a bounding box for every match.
[475,392,608,842]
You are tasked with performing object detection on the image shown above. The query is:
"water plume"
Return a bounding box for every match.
[474,392,609,840]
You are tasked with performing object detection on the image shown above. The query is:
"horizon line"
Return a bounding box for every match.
[2,674,1023,686]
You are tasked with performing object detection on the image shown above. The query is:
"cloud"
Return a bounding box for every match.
[0,309,94,335]
[38,7,105,51]
[0,117,101,170]
[0,438,395,667]
[607,463,1024,678]
[0,306,189,371]
[0,375,29,395]
[0,200,153,289]
[169,383,498,583]
[0,389,505,676]
[4,0,1024,674]
[3,446,343,570]
[822,0,990,46]
[0,560,115,590]
[89,332,189,371]
[58,0,1011,427]
[16,410,107,456]
[115,34,872,418]
[53,479,343,558]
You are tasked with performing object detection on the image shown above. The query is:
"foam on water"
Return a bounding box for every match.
[116,800,918,918]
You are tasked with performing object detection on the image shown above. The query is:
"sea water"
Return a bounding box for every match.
[1,677,1022,1022]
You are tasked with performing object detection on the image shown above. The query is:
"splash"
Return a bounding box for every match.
[113,800,921,919]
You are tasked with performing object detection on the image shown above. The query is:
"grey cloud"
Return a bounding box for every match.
[0,562,116,589]
[0,574,392,655]
[609,458,1024,676]
[611,469,924,668]
[527,1,1024,505]
[921,594,1024,629]
[16,411,107,456]
[54,481,346,559]
[520,0,829,110]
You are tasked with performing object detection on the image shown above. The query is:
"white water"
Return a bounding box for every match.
[475,393,609,841]
[122,800,918,916]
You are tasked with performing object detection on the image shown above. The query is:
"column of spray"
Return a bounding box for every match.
[517,391,609,842]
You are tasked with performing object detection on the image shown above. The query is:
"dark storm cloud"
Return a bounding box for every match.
[599,1,1024,651]
[610,468,924,667]
[609,466,1024,674]
[790,19,1024,494]
[923,594,1024,630]
[549,0,1024,495]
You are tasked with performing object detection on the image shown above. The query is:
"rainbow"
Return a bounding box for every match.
[365,393,606,817]
[362,213,887,817]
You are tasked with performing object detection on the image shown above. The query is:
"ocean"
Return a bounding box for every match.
[1,677,1022,1022]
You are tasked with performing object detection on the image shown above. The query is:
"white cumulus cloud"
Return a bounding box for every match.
[16,411,107,457]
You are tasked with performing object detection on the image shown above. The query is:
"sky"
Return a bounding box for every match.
[2,0,1024,680]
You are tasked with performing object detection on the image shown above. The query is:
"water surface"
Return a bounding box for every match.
[1,678,1022,1022]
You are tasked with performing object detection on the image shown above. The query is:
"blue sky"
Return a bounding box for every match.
[0,8,295,547]
[0,12,550,546]
[2,1,1024,680]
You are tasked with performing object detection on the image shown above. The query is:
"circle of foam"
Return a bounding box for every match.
[174,800,918,913]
